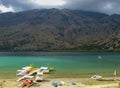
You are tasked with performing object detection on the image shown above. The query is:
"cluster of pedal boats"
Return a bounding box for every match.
[16,65,54,82]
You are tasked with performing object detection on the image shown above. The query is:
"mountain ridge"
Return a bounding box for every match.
[0,9,120,51]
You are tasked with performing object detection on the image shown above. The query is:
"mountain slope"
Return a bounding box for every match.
[0,9,120,51]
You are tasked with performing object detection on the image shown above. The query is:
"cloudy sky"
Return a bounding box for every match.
[0,0,120,14]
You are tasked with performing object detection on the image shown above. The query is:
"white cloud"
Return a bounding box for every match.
[30,0,66,6]
[0,4,15,13]
[103,3,113,10]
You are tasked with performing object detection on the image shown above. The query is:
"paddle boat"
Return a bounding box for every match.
[39,67,50,74]
[17,75,34,82]
[16,65,39,76]
[18,80,36,87]
[91,75,102,79]
[47,64,55,71]
[97,78,114,81]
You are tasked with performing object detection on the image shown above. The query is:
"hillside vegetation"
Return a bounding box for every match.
[0,9,120,51]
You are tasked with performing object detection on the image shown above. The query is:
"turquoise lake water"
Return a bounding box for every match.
[0,52,120,78]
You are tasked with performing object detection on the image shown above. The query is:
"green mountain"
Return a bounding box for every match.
[0,9,120,51]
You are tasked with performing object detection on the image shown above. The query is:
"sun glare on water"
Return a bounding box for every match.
[29,0,66,6]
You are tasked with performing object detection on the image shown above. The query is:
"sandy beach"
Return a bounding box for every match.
[0,78,119,88]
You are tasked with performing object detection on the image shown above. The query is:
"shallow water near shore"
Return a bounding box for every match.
[0,52,120,78]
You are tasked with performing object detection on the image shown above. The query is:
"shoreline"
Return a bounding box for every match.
[0,52,119,56]
[0,74,118,79]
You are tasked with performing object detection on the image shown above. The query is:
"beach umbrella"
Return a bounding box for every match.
[113,69,117,80]
[113,69,117,76]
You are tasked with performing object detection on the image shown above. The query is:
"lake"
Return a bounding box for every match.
[0,52,120,78]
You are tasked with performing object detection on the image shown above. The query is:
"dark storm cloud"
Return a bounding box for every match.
[63,0,120,14]
[0,0,120,14]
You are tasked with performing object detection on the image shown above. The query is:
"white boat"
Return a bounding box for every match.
[35,75,44,82]
[17,75,34,82]
[91,75,102,79]
[39,67,50,74]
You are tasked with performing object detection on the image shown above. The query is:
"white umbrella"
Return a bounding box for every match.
[113,69,117,76]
